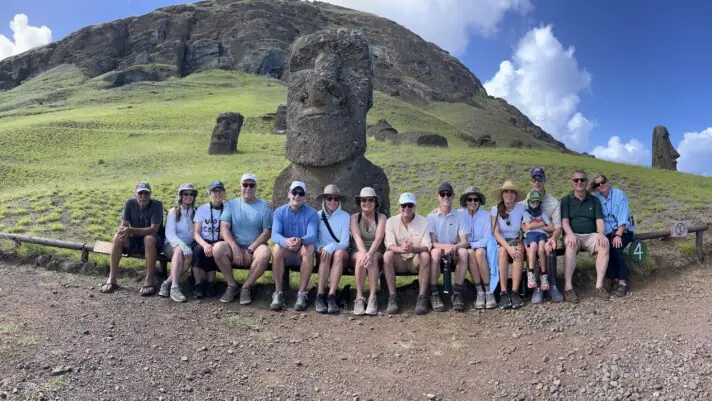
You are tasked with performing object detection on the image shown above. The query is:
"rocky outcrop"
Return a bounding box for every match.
[652,125,679,170]
[391,131,448,147]
[208,112,244,154]
[367,119,398,142]
[101,64,179,87]
[471,134,496,148]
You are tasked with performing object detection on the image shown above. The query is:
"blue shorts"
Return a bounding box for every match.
[524,232,548,247]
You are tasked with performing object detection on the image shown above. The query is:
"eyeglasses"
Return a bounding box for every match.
[438,191,453,198]
[400,203,415,209]
[360,197,376,203]
[466,197,480,203]
[325,195,339,202]
[592,180,607,189]
[291,189,306,197]
[531,177,545,184]
[242,182,256,188]
[572,178,588,183]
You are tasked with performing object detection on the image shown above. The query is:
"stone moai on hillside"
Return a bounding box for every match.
[651,125,680,170]
[271,104,287,134]
[208,112,244,154]
[272,28,390,215]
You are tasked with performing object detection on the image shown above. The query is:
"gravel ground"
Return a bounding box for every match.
[1,260,711,401]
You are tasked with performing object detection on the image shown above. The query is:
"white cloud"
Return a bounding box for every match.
[306,0,532,56]
[591,136,650,166]
[677,128,712,176]
[484,25,594,152]
[0,14,52,61]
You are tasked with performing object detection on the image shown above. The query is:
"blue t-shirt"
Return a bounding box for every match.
[220,198,273,247]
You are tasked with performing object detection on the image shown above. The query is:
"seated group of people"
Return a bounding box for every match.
[99,167,635,315]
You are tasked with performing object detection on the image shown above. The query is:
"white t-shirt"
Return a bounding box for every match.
[490,203,525,240]
[194,203,223,242]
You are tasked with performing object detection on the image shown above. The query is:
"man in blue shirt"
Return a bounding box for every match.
[213,173,273,304]
[271,181,319,311]
[591,173,635,297]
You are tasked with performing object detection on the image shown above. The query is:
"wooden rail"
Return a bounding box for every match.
[634,224,708,261]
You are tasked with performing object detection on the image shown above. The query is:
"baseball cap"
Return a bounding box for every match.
[135,181,152,194]
[437,182,454,193]
[528,191,542,202]
[240,173,257,184]
[208,180,225,191]
[530,166,546,181]
[398,192,417,205]
[289,181,307,193]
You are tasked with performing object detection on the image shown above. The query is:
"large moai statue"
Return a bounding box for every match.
[651,125,680,170]
[208,112,244,154]
[273,28,390,215]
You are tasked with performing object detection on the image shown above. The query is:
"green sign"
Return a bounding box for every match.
[628,239,648,262]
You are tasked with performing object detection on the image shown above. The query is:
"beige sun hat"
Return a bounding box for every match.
[459,186,486,207]
[354,187,380,207]
[491,180,525,203]
[316,184,342,201]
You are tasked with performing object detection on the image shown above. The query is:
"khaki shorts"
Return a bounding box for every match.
[393,255,421,274]
[567,233,601,254]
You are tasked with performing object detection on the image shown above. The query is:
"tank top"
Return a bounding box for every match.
[350,213,385,253]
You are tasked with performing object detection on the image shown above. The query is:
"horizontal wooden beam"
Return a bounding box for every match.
[634,224,709,240]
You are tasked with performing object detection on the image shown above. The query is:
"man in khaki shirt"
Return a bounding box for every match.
[384,192,432,315]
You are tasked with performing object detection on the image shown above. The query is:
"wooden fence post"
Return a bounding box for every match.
[696,230,705,261]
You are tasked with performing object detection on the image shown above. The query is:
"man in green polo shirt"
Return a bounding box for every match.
[561,169,610,303]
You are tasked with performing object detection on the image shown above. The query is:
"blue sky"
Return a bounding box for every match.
[1,0,710,175]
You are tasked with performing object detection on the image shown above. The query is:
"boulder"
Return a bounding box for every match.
[652,125,680,170]
[208,112,244,154]
[471,134,496,148]
[270,104,287,135]
[273,156,390,216]
[367,118,398,141]
[391,131,448,147]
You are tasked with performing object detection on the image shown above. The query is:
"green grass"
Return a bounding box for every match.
[0,66,711,274]
[220,314,262,331]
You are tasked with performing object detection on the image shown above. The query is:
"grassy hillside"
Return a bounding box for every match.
[0,66,711,263]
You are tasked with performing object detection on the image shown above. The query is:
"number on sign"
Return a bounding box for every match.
[628,240,647,262]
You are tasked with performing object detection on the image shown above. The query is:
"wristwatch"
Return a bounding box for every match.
[246,248,254,255]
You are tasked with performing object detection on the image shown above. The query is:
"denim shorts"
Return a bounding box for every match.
[524,232,548,247]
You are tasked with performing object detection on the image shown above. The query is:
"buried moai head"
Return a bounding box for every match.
[286,28,374,167]
[651,125,680,170]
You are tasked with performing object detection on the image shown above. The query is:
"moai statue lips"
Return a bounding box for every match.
[285,29,373,167]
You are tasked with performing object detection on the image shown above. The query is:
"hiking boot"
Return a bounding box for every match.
[540,274,550,291]
[193,282,205,299]
[327,294,339,314]
[498,291,512,309]
[353,297,366,316]
[430,290,445,312]
[415,294,428,315]
[531,287,543,304]
[564,289,579,303]
[474,291,486,310]
[205,281,217,298]
[220,285,239,303]
[386,294,399,314]
[239,286,252,305]
[366,295,378,316]
[270,291,285,311]
[485,293,497,309]
[613,281,629,297]
[595,287,610,300]
[158,280,171,297]
[315,294,327,313]
[294,291,309,311]
[170,286,187,303]
[511,292,524,309]
[451,291,465,312]
[548,285,564,303]
[526,271,537,289]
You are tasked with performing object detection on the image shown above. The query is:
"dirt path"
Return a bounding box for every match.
[1,261,711,401]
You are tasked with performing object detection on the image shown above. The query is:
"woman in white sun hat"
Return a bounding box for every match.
[350,187,386,316]
[159,183,197,303]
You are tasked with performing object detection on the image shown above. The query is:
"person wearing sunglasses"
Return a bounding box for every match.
[213,173,273,304]
[383,192,432,315]
[427,182,469,312]
[491,181,527,309]
[270,181,319,311]
[314,184,351,314]
[560,169,610,302]
[158,183,198,302]
[590,173,634,297]
[350,187,387,316]
[190,180,226,299]
[457,186,496,309]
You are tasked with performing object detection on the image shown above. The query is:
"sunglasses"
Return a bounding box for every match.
[531,177,545,184]
[439,191,453,198]
[360,197,376,203]
[242,182,256,188]
[137,191,150,196]
[466,197,480,203]
[572,178,588,183]
[325,195,340,202]
[592,180,607,189]
[291,189,306,197]
[181,192,197,197]
[400,203,415,209]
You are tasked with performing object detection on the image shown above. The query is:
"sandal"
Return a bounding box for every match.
[100,282,119,294]
[139,284,156,296]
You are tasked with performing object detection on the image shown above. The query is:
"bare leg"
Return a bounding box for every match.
[143,235,158,286]
[418,252,430,296]
[475,248,489,287]
[317,252,331,295]
[430,249,443,287]
[243,244,270,289]
[454,248,468,285]
[353,252,366,298]
[328,250,347,295]
[193,267,205,284]
[498,247,510,292]
[511,244,525,291]
[107,234,127,284]
[272,245,285,292]
[213,242,237,288]
[169,247,186,286]
[537,241,547,274]
[595,241,610,289]
[527,242,538,275]
[383,251,397,295]
[298,245,315,293]
[564,239,579,291]
[368,253,382,297]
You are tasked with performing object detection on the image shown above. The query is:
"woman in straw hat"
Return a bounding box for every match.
[350,187,387,316]
[490,180,527,310]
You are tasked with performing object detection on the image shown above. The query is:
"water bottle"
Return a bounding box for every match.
[442,254,452,294]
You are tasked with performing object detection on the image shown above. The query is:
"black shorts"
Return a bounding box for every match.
[191,242,219,272]
[127,235,163,256]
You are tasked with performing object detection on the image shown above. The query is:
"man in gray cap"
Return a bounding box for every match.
[427,182,469,312]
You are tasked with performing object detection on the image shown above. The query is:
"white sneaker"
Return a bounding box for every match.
[474,291,486,309]
[353,297,366,316]
[158,280,171,297]
[365,295,378,315]
[485,293,497,309]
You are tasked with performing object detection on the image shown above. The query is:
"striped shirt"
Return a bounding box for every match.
[593,187,635,234]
